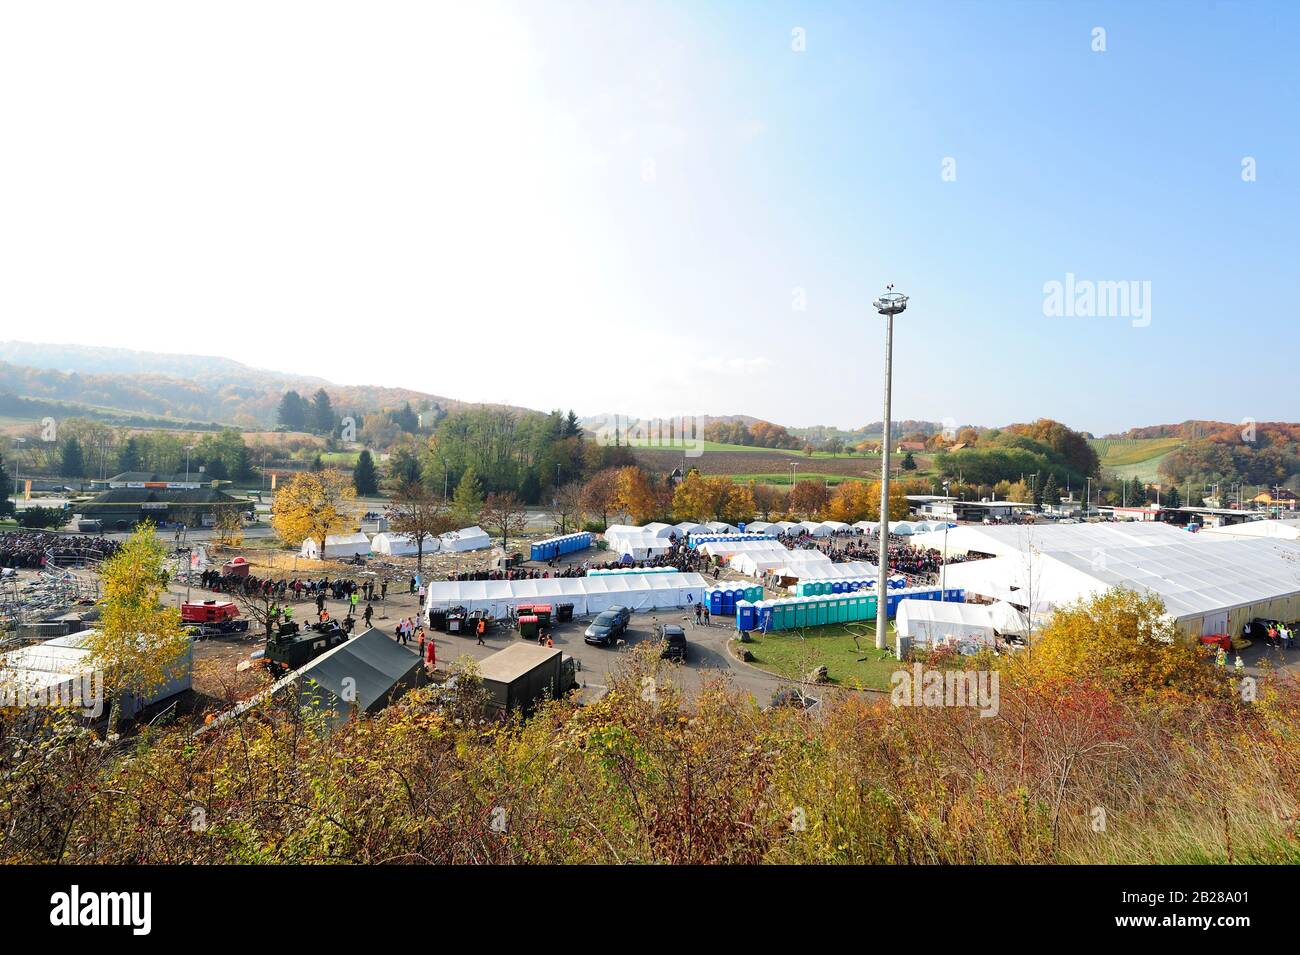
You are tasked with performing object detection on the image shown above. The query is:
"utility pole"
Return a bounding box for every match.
[872,287,908,651]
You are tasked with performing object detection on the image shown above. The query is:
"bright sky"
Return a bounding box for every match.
[1,1,1296,435]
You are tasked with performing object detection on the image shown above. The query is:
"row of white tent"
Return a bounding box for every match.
[301,526,492,560]
[743,519,955,537]
[422,571,709,618]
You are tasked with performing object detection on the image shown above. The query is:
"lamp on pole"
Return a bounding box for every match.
[11,437,26,496]
[872,286,908,651]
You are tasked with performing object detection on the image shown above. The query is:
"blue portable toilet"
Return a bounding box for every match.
[720,590,735,615]
[708,589,723,615]
[737,601,756,631]
[831,581,845,594]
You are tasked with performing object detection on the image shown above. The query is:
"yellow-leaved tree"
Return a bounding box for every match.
[87,523,191,734]
[271,469,356,555]
[1013,588,1231,700]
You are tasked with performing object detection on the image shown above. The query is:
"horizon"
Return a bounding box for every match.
[2,1,1296,434]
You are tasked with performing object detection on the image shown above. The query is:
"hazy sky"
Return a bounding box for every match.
[2,1,1296,435]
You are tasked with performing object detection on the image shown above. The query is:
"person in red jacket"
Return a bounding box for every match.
[425,635,436,668]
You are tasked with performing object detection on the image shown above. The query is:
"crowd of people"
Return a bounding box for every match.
[0,531,120,570]
[197,568,393,605]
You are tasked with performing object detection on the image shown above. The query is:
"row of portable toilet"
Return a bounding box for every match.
[735,586,965,632]
[587,566,679,577]
[706,585,765,616]
[529,532,593,562]
[794,576,907,597]
[687,533,776,550]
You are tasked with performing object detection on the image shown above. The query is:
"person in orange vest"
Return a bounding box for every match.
[546,635,554,648]
[476,617,486,646]
[417,631,425,661]
[425,635,436,668]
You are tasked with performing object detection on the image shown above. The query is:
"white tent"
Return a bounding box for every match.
[820,520,850,534]
[605,532,673,560]
[888,521,917,536]
[643,521,679,539]
[603,524,640,540]
[896,599,998,648]
[674,521,701,535]
[792,560,882,581]
[853,520,879,534]
[700,521,740,534]
[370,532,440,557]
[772,520,802,535]
[987,600,1030,636]
[798,520,832,537]
[439,526,491,553]
[698,538,783,559]
[729,548,797,577]
[422,572,708,619]
[300,533,371,560]
[746,521,776,534]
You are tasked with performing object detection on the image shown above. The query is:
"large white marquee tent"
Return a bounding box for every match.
[422,571,708,619]
[605,531,673,560]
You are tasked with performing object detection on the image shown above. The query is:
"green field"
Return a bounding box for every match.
[728,472,856,486]
[1089,437,1182,481]
[741,622,899,691]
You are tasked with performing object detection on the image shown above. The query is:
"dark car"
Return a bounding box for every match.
[608,605,632,627]
[658,624,687,662]
[584,610,626,646]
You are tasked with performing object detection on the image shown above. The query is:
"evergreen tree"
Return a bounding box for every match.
[61,437,86,478]
[277,390,308,431]
[311,389,336,435]
[1129,476,1146,506]
[1042,473,1059,505]
[392,402,419,433]
[352,450,379,496]
[452,466,484,522]
[1032,470,1045,509]
[1164,485,1181,508]
[116,436,143,473]
[565,410,581,437]
[901,451,917,471]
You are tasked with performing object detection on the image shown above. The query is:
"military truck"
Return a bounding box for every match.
[261,620,349,674]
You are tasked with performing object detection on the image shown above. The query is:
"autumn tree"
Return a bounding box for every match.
[271,469,356,555]
[480,492,528,551]
[671,472,730,522]
[1014,589,1230,700]
[553,482,584,533]
[213,503,244,547]
[752,483,783,520]
[616,466,658,523]
[86,524,191,734]
[580,468,620,529]
[788,480,830,519]
[386,480,455,574]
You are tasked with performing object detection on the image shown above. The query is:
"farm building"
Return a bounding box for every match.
[78,486,246,530]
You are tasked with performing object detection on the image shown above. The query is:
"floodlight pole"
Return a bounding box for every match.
[872,289,908,651]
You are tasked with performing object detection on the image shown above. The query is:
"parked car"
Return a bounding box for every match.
[608,605,632,627]
[658,624,687,662]
[584,610,627,646]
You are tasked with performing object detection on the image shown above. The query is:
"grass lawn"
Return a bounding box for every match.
[741,622,900,691]
[728,472,857,486]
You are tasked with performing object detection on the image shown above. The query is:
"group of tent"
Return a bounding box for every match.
[301,526,492,560]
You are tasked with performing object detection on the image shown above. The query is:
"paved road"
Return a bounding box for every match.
[173,577,791,706]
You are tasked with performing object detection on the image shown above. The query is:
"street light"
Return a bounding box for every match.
[12,437,26,497]
[872,287,908,651]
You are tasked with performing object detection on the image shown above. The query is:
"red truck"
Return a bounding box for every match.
[181,600,249,637]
